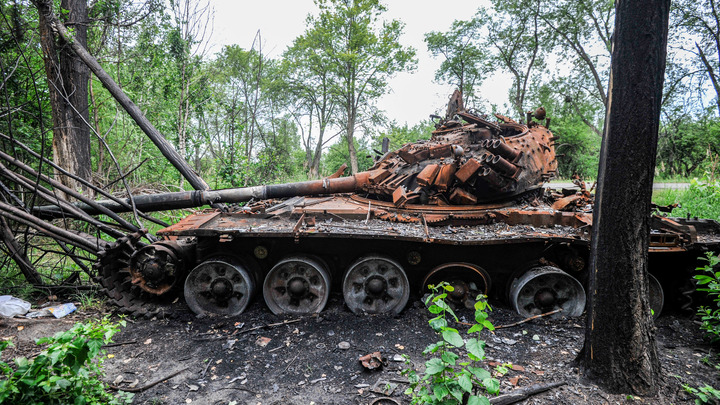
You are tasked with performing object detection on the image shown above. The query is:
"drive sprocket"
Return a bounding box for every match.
[95,231,179,318]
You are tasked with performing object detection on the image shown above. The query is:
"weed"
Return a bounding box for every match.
[683,383,720,404]
[403,282,499,405]
[0,317,132,404]
[695,252,720,342]
[72,290,106,311]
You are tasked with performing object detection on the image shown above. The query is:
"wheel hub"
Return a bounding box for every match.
[211,278,233,300]
[366,276,386,296]
[288,277,308,297]
[534,288,556,308]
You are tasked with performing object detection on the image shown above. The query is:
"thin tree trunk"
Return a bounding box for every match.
[346,103,358,174]
[581,0,669,395]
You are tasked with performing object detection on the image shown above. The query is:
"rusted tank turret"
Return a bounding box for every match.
[94,92,720,320]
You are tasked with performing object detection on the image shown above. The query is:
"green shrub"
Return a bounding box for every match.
[0,317,132,404]
[666,179,720,221]
[695,252,720,342]
[682,252,720,404]
[403,283,499,405]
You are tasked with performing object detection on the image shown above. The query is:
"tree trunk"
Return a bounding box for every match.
[581,0,669,395]
[36,0,91,198]
[346,104,358,174]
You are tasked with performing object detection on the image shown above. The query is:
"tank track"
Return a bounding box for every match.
[94,231,177,318]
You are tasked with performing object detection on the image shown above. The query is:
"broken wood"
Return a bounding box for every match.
[494,308,563,329]
[109,367,188,393]
[489,381,567,404]
[239,317,305,334]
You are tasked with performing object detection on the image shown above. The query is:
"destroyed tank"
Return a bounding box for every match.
[95,91,720,319]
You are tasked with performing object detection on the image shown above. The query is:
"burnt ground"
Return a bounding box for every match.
[1,294,718,405]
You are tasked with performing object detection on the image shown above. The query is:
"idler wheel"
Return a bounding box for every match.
[648,273,664,319]
[263,256,331,315]
[343,255,409,315]
[422,263,491,309]
[509,266,586,318]
[184,258,256,316]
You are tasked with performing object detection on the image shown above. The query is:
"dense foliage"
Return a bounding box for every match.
[0,318,131,404]
[1,0,719,191]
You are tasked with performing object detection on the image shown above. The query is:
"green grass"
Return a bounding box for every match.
[652,179,720,221]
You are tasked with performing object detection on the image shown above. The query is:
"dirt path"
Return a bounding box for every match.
[0,296,715,404]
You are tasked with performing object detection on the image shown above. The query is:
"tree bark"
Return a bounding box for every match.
[581,0,669,395]
[346,101,358,174]
[36,0,91,198]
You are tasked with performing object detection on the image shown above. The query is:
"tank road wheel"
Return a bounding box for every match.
[648,273,664,319]
[343,255,410,315]
[184,258,256,316]
[509,266,586,318]
[263,256,331,315]
[422,263,491,309]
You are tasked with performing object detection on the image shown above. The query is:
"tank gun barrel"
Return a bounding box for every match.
[32,172,373,218]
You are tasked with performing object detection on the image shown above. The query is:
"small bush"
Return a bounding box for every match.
[695,253,720,342]
[403,283,499,405]
[667,179,720,221]
[0,317,132,404]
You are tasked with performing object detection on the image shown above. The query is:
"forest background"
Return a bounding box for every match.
[2,0,719,199]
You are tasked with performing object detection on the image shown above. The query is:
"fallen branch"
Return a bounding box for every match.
[102,340,138,348]
[109,367,188,393]
[239,317,305,334]
[494,308,562,329]
[489,381,567,405]
[371,397,400,405]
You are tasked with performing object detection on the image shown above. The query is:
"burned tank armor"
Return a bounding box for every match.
[94,92,720,319]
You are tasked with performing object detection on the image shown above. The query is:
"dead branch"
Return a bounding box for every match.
[108,367,188,393]
[489,381,567,404]
[0,200,104,253]
[0,134,169,228]
[494,308,563,329]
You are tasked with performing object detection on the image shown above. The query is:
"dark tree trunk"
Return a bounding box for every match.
[36,0,91,198]
[581,0,669,395]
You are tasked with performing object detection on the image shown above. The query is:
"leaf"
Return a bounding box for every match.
[433,383,449,400]
[425,358,446,375]
[466,338,485,360]
[429,316,448,331]
[56,378,71,389]
[483,377,500,395]
[428,305,444,314]
[458,373,473,392]
[468,324,484,334]
[467,395,491,405]
[441,351,458,366]
[442,330,464,347]
[468,366,491,381]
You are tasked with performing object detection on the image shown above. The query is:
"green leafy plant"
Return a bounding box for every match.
[0,317,132,404]
[683,383,720,404]
[403,282,499,405]
[695,252,720,342]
